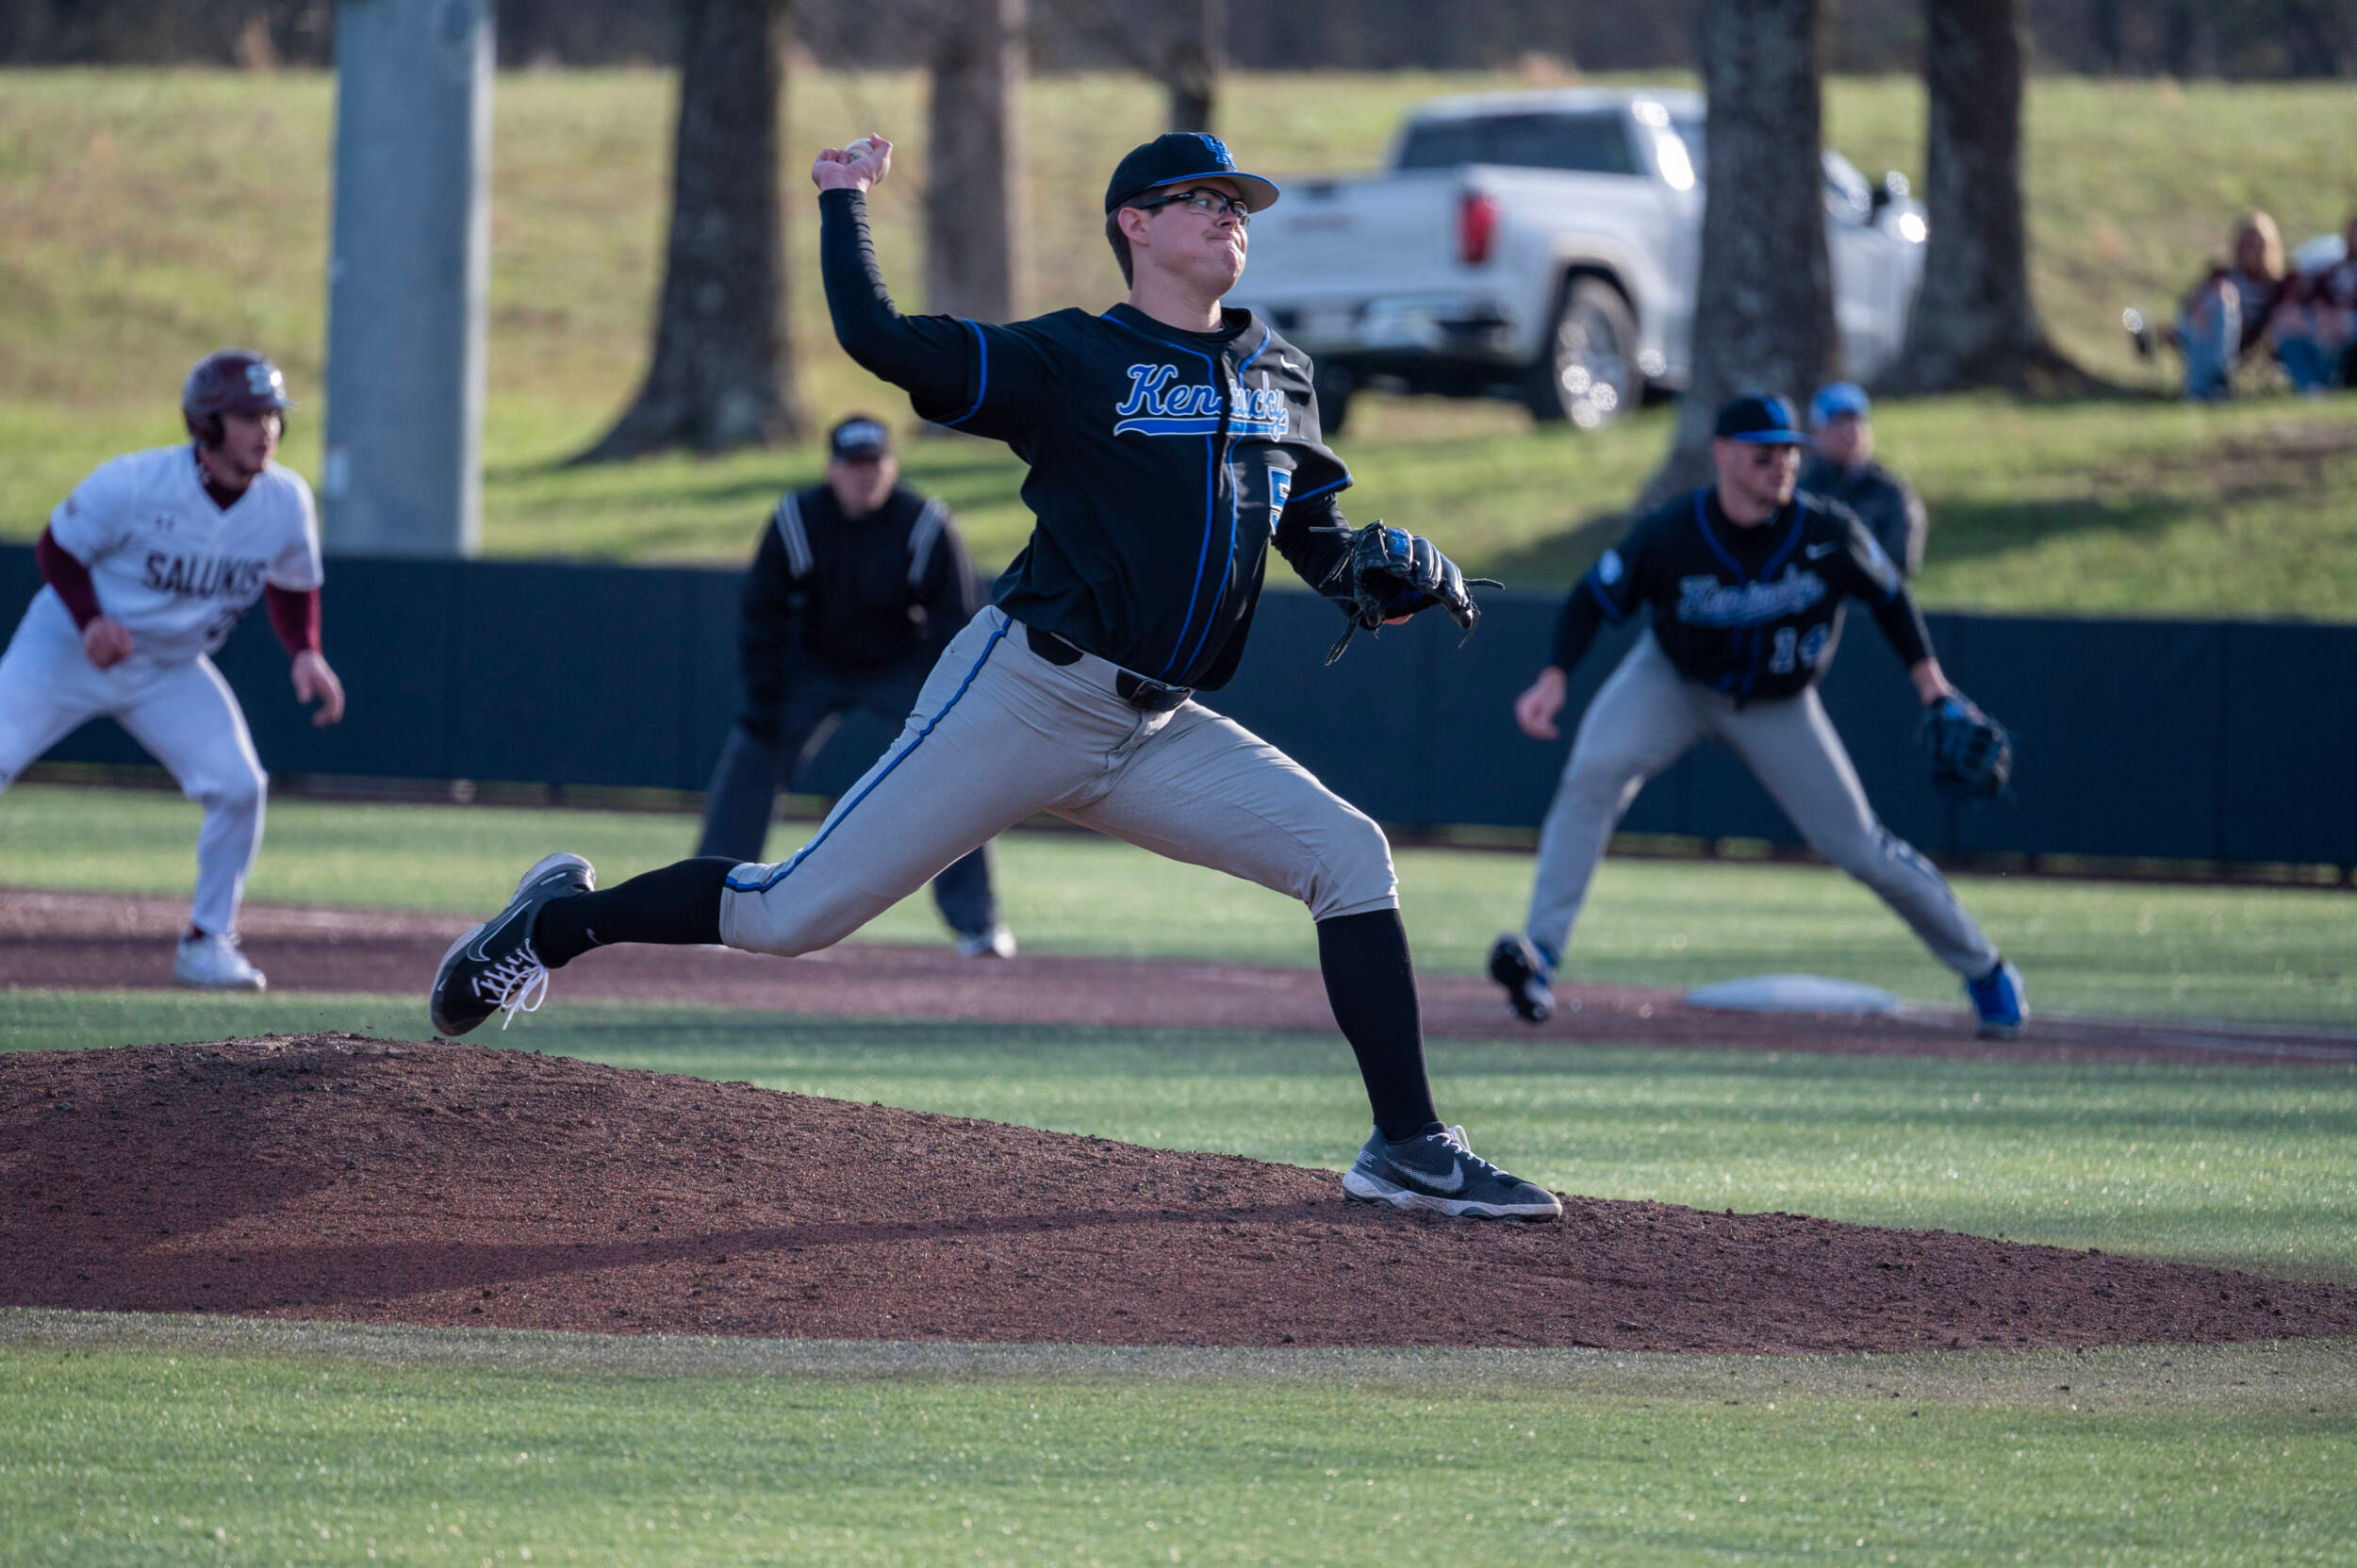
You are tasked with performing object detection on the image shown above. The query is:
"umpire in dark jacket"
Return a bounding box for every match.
[1798,383,1925,578]
[697,415,1014,957]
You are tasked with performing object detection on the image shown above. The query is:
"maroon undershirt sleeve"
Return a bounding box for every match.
[35,526,104,629]
[265,585,321,656]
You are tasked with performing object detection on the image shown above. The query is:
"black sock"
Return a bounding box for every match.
[533,857,735,967]
[1316,908,1443,1144]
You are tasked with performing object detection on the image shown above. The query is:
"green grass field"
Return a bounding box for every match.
[8,782,2353,1022]
[4,1321,2350,1567]
[4,70,2356,613]
[7,778,2357,1560]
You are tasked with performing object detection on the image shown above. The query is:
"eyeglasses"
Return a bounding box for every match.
[1138,188,1253,225]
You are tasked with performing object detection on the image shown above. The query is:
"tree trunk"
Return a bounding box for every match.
[1162,0,1223,132]
[924,0,1025,323]
[1640,0,1831,508]
[575,0,799,461]
[1880,0,2090,395]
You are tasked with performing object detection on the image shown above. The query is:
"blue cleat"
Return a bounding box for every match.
[1966,958,2027,1039]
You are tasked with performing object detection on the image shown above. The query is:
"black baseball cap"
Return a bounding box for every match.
[828,415,892,460]
[1104,132,1280,215]
[1713,392,1810,445]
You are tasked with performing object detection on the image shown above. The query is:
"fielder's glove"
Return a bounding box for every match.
[1318,520,1500,665]
[1919,691,2014,801]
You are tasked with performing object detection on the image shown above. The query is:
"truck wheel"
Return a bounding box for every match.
[1312,362,1355,436]
[1525,277,1637,428]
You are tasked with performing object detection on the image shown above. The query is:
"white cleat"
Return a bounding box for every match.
[174,931,266,992]
[955,925,1018,960]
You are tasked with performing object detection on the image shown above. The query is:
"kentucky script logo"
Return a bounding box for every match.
[1674,567,1829,628]
[1113,364,1290,440]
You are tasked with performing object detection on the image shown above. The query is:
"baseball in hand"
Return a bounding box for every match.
[845,137,880,159]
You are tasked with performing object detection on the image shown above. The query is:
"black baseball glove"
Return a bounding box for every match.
[1919,691,2014,801]
[1318,521,1500,665]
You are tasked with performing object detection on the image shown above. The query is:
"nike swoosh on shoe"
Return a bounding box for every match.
[1408,1158,1466,1194]
[462,904,527,965]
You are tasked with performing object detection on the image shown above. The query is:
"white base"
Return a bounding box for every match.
[1683,973,1901,1015]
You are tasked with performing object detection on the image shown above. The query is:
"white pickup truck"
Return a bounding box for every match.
[1229,87,1928,432]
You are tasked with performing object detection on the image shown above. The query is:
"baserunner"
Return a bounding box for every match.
[429,130,1559,1222]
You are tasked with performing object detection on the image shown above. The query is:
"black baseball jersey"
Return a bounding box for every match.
[737,482,978,721]
[1797,454,1927,579]
[1551,487,1933,703]
[820,188,1356,691]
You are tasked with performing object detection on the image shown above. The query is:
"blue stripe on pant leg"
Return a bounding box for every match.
[723,620,1011,895]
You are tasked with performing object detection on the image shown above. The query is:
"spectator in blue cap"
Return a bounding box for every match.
[1798,382,1925,578]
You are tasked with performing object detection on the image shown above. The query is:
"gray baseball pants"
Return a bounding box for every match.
[695,645,999,938]
[718,605,1399,955]
[1524,629,1999,977]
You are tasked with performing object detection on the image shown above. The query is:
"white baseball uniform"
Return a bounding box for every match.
[0,444,323,935]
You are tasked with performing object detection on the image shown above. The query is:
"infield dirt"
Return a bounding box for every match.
[9,887,2355,1065]
[7,1035,2354,1354]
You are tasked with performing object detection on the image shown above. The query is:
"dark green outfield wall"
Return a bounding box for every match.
[6,546,2352,867]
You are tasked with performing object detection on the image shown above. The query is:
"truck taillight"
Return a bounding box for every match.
[1459,190,1498,266]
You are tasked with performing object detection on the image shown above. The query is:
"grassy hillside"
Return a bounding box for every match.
[3,69,2354,613]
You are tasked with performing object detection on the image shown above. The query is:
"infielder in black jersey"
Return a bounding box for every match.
[430,130,1559,1221]
[1488,393,2026,1039]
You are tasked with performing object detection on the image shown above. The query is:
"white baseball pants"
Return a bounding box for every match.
[1525,628,2000,978]
[0,589,268,936]
[718,606,1399,955]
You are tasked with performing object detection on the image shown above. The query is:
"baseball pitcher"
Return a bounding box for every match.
[429,131,1558,1222]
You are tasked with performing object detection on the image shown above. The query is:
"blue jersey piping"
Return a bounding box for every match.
[1586,571,1626,621]
[723,619,1009,896]
[1171,326,1273,679]
[937,321,990,427]
[1098,309,1224,682]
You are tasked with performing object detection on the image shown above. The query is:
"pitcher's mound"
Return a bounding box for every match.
[6,1036,2351,1353]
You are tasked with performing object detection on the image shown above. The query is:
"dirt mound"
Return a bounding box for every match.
[5,1037,2352,1353]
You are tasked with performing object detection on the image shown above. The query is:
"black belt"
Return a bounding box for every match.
[1025,624,1192,714]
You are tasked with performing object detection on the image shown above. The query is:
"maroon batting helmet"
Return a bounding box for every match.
[182,350,293,446]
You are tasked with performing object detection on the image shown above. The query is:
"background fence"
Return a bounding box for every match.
[7,544,2353,867]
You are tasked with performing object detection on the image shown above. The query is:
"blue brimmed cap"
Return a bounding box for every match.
[1713,392,1810,445]
[1808,381,1871,425]
[1104,133,1280,215]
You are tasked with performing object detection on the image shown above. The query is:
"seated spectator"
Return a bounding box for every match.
[1797,382,1925,578]
[2134,211,2295,400]
[2271,211,2357,394]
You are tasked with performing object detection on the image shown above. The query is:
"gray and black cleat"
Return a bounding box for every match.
[428,852,595,1037]
[1488,933,1555,1024]
[1342,1124,1562,1220]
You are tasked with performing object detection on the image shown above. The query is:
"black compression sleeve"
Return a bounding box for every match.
[1273,489,1356,610]
[1550,582,1607,672]
[1870,585,1934,669]
[817,188,971,409]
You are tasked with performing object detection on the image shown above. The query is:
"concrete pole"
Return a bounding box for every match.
[321,0,492,556]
